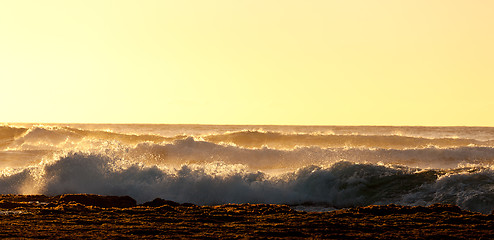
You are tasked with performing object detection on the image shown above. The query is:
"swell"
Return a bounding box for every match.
[0,125,28,149]
[204,130,493,149]
[127,138,494,169]
[3,125,494,169]
[2,125,493,152]
[0,125,184,151]
[1,152,493,214]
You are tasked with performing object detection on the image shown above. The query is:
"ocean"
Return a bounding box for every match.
[1,124,494,213]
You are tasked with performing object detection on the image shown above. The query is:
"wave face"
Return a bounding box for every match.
[1,124,494,213]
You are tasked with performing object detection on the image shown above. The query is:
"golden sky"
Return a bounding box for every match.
[1,0,493,126]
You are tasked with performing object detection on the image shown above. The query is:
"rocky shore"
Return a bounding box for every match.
[1,194,493,239]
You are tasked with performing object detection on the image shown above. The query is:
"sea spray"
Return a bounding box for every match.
[1,124,494,213]
[1,151,494,213]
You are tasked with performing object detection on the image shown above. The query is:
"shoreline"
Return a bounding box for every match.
[1,194,493,239]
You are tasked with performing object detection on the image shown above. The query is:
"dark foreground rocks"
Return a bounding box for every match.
[1,194,493,239]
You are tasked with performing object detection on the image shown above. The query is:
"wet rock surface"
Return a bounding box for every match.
[58,194,137,208]
[0,194,493,239]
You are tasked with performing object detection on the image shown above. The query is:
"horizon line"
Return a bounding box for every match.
[3,122,494,128]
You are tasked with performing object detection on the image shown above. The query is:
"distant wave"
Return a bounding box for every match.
[204,130,493,149]
[0,125,182,151]
[2,125,493,152]
[0,125,28,149]
[127,137,494,169]
[1,152,493,214]
[2,125,494,170]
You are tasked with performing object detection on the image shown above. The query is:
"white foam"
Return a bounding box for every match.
[1,152,494,213]
[2,124,494,214]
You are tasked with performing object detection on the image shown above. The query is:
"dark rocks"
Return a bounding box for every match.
[57,194,136,208]
[140,198,180,207]
[0,200,27,209]
[1,194,493,239]
[181,202,197,208]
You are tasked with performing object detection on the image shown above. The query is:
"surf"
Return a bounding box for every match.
[1,124,494,213]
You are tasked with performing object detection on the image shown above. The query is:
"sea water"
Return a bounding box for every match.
[1,124,494,213]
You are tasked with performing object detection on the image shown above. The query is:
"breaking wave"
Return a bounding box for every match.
[2,124,494,213]
[1,152,494,213]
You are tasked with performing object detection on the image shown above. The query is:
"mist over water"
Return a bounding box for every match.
[1,124,494,213]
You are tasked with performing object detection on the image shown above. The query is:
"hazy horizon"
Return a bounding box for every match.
[5,122,494,128]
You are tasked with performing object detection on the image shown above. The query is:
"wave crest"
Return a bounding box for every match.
[204,130,491,149]
[2,152,494,213]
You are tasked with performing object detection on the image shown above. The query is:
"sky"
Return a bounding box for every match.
[1,0,493,126]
